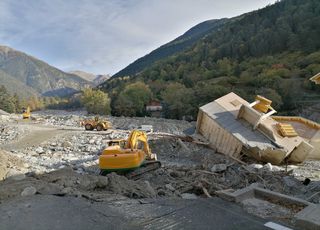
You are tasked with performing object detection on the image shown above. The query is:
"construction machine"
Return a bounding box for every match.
[22,106,31,119]
[99,130,161,179]
[81,116,111,131]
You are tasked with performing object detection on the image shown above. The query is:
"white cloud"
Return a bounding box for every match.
[0,0,275,74]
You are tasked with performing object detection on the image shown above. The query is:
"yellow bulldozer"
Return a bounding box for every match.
[99,130,161,178]
[81,116,111,131]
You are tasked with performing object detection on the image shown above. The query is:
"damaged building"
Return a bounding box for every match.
[196,92,319,165]
[310,72,320,84]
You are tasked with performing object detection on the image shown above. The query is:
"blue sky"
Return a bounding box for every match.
[0,0,275,75]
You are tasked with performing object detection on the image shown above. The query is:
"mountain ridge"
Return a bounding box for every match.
[70,70,111,86]
[0,45,91,98]
[111,18,227,78]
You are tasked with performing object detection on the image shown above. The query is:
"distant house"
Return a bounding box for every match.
[196,92,317,164]
[310,72,320,84]
[146,100,163,118]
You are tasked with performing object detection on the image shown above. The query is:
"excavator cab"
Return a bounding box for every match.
[99,130,160,178]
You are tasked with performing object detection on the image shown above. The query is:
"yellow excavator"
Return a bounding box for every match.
[22,106,31,119]
[99,130,161,179]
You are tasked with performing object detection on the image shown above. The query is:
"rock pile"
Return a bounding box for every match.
[0,124,29,144]
[0,167,157,202]
[0,150,27,180]
[35,114,82,127]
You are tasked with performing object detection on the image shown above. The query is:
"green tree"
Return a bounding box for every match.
[12,93,22,112]
[81,88,111,115]
[114,82,152,116]
[27,96,43,111]
[0,85,16,113]
[161,83,195,119]
[194,83,229,106]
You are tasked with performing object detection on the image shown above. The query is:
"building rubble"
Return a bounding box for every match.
[196,92,319,165]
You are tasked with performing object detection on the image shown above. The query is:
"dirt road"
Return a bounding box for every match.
[0,122,82,151]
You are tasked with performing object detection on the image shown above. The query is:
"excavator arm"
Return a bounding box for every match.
[125,130,153,159]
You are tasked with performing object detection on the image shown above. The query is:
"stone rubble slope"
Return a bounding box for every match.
[0,124,30,145]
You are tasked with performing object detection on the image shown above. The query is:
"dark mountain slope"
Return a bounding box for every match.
[0,45,91,98]
[101,0,320,120]
[112,18,227,78]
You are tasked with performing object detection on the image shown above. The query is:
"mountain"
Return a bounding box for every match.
[70,70,111,86]
[94,74,111,85]
[69,70,97,82]
[0,45,91,98]
[0,69,38,98]
[102,0,320,120]
[112,18,227,78]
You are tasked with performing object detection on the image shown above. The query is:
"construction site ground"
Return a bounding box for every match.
[0,110,319,229]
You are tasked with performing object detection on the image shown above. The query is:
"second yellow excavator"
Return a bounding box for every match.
[99,130,161,179]
[22,106,31,119]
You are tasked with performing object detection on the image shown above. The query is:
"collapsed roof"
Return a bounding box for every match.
[196,92,319,164]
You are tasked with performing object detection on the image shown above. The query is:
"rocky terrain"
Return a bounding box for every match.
[0,110,319,227]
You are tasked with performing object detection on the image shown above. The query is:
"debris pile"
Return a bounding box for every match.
[0,167,157,202]
[0,109,319,218]
[0,124,29,144]
[197,93,319,164]
[11,132,109,174]
[39,115,83,127]
[0,150,27,180]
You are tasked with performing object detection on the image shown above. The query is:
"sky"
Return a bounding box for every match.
[0,0,275,75]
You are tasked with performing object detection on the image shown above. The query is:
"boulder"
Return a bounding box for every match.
[35,147,44,154]
[165,184,175,192]
[211,164,227,173]
[62,141,72,148]
[21,186,37,196]
[181,193,198,199]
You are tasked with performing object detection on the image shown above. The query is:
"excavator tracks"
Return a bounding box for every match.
[125,161,161,180]
[99,161,161,180]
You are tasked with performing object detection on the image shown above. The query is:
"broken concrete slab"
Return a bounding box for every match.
[216,184,319,230]
[294,204,320,230]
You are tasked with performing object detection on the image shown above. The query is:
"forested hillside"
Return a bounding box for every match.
[112,18,227,78]
[101,0,320,120]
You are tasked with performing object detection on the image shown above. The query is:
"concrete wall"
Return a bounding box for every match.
[197,111,243,158]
